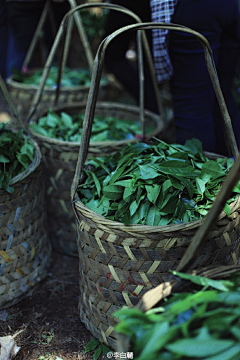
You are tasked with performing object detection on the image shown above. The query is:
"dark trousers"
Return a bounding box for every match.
[169,0,240,156]
[0,0,10,80]
[103,0,159,113]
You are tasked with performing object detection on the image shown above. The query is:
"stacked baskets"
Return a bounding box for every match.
[71,23,240,349]
[28,3,165,257]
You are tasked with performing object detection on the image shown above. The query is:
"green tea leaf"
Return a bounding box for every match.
[85,338,100,353]
[172,271,232,292]
[0,154,10,163]
[196,177,206,196]
[61,111,73,128]
[201,160,225,179]
[102,185,124,200]
[158,160,200,178]
[46,111,60,127]
[146,205,161,226]
[206,345,240,360]
[138,165,159,180]
[185,138,203,156]
[93,347,102,360]
[166,333,233,357]
[145,184,161,204]
[130,200,139,217]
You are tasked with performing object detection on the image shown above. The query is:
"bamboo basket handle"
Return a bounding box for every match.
[27,3,163,123]
[22,0,51,70]
[54,3,162,121]
[137,149,240,313]
[67,0,94,69]
[0,75,28,133]
[71,22,239,200]
[22,0,93,71]
[55,3,162,117]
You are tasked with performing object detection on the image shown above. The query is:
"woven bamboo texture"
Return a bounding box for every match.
[6,75,112,121]
[75,194,240,348]
[116,264,240,354]
[29,102,162,257]
[0,139,51,309]
[25,3,165,258]
[71,23,240,349]
[5,1,115,121]
[114,158,240,355]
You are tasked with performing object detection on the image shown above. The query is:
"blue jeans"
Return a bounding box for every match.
[169,0,240,156]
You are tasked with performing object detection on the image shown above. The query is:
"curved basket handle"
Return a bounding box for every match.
[71,22,239,201]
[67,0,94,69]
[0,75,28,133]
[55,3,163,124]
[22,0,94,71]
[27,3,163,124]
[22,0,51,71]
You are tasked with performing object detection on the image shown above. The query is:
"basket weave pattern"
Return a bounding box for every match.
[0,157,51,309]
[6,76,112,120]
[30,102,162,257]
[74,196,240,348]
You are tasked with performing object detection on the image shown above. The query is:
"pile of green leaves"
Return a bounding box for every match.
[77,138,240,225]
[0,124,35,193]
[11,65,107,88]
[114,271,240,360]
[29,109,143,142]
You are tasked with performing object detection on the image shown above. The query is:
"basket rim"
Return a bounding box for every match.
[29,101,163,147]
[9,137,42,186]
[6,72,112,92]
[73,194,240,234]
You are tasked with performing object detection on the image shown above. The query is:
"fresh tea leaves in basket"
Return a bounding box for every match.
[0,124,35,193]
[113,271,240,360]
[77,138,240,225]
[29,108,152,142]
[11,66,108,88]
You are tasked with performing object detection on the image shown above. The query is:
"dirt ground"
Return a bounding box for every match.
[0,251,103,360]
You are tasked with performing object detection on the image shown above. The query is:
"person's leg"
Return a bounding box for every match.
[169,0,240,153]
[6,1,45,74]
[213,45,240,156]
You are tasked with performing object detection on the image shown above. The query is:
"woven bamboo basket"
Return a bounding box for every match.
[6,74,112,121]
[28,4,166,257]
[29,101,162,257]
[116,264,240,356]
[71,23,240,349]
[116,156,240,354]
[0,132,51,309]
[5,0,112,122]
